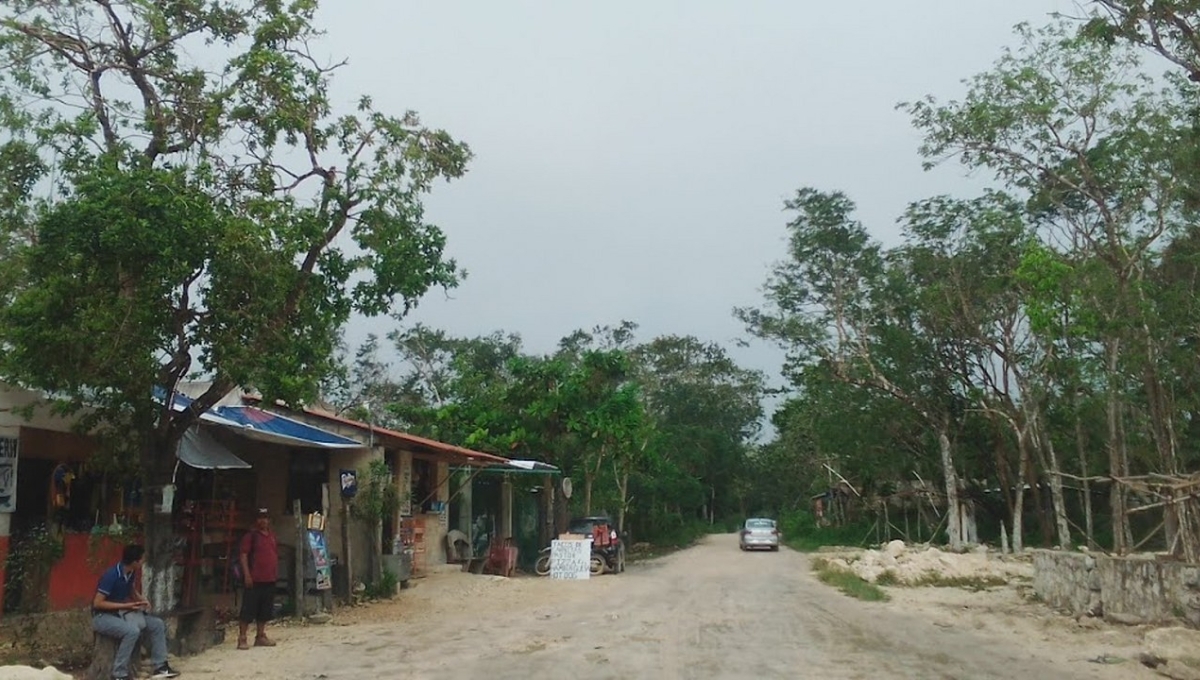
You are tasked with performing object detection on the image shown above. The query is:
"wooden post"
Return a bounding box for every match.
[541,474,553,548]
[341,498,352,596]
[293,499,304,619]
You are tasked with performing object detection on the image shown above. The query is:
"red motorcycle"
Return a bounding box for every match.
[534,515,627,576]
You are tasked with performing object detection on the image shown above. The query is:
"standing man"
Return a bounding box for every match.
[92,544,180,679]
[238,507,279,650]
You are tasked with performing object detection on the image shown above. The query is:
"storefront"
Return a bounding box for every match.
[0,385,368,619]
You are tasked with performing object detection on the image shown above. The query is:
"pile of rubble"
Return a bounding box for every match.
[823,540,1033,585]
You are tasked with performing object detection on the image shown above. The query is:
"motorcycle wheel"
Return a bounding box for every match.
[535,554,552,576]
[590,554,606,576]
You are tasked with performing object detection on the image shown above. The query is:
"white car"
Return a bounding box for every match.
[739,518,780,551]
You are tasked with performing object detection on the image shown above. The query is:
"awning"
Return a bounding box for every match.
[506,459,559,473]
[451,459,560,476]
[164,390,364,449]
[177,427,251,470]
[207,406,363,449]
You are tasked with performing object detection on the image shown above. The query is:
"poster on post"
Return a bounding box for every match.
[0,437,18,512]
[549,539,591,580]
[306,529,332,590]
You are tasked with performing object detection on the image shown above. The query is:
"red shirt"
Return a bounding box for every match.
[240,529,279,584]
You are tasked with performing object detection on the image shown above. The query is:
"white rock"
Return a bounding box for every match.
[1146,627,1200,667]
[0,666,74,680]
[884,540,906,557]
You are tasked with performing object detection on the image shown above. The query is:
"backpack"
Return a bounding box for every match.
[230,531,258,588]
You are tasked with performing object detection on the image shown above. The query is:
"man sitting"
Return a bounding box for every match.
[92,544,180,680]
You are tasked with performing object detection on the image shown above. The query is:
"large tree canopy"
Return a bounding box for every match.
[0,0,469,602]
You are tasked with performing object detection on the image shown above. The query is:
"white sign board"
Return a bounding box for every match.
[0,437,17,512]
[549,539,591,580]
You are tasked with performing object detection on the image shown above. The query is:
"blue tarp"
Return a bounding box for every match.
[163,390,363,449]
[209,405,362,449]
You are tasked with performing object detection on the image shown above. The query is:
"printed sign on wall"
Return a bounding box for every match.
[549,539,591,581]
[339,469,357,498]
[0,437,18,512]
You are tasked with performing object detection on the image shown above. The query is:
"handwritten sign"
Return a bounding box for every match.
[0,438,17,512]
[549,539,591,580]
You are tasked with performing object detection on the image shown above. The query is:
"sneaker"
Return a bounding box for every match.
[151,664,180,678]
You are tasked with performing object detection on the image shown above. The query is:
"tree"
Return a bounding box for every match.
[738,188,973,550]
[631,335,764,526]
[902,20,1189,552]
[0,1,469,606]
[1089,1,1200,80]
[350,458,402,589]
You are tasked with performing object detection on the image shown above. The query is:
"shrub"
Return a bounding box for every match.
[811,562,889,602]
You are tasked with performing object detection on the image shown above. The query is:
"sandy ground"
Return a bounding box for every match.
[162,534,1159,680]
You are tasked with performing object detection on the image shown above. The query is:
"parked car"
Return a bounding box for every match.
[739,517,780,551]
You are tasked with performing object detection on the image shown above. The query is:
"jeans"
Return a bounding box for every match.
[92,610,168,678]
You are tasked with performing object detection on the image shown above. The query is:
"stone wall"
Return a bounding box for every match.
[1033,549,1200,627]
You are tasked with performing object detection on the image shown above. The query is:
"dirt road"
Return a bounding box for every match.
[173,534,1156,679]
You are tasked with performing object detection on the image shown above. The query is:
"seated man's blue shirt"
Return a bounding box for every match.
[96,563,135,604]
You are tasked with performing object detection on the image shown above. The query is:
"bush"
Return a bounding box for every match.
[811,562,889,602]
[779,510,875,552]
[363,569,398,600]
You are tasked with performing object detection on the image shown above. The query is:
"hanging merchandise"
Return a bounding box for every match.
[52,462,75,509]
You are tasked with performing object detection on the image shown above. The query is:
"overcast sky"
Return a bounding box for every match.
[320,1,1080,408]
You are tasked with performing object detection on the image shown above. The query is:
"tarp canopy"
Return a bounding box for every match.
[451,459,560,476]
[209,405,363,449]
[164,390,363,450]
[177,427,251,470]
[506,459,559,473]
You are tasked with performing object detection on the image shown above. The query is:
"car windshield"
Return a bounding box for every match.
[745,519,775,529]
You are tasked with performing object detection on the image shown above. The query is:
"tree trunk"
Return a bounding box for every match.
[1114,396,1133,552]
[371,520,383,586]
[1105,339,1130,553]
[1012,444,1027,553]
[938,428,963,551]
[1017,477,1027,556]
[87,635,144,680]
[1034,416,1071,547]
[1024,440,1052,548]
[141,438,178,613]
[1044,435,1071,548]
[583,475,593,516]
[1073,406,1096,549]
[615,463,629,534]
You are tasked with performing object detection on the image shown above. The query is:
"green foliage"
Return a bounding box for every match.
[5,524,64,615]
[810,558,889,602]
[324,323,762,547]
[0,1,470,487]
[779,511,875,552]
[363,569,398,600]
[350,458,402,527]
